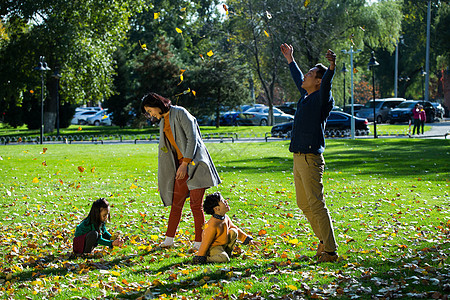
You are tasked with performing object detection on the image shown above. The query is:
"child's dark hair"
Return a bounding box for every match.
[203,192,222,215]
[86,198,110,232]
[140,92,172,114]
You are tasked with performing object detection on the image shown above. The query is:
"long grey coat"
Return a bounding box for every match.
[157,106,221,206]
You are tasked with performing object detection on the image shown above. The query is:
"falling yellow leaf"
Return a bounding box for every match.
[42,161,47,167]
[30,90,34,94]
[42,147,48,154]
[154,12,160,19]
[180,7,186,12]
[78,166,85,173]
[264,30,269,37]
[32,177,39,183]
[139,40,148,51]
[90,167,95,173]
[192,90,196,96]
[59,179,64,185]
[304,0,311,8]
[207,50,214,57]
[353,68,358,74]
[77,127,82,131]
[175,27,183,34]
[130,183,138,189]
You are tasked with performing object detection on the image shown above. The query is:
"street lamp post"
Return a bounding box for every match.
[341,63,349,110]
[34,56,51,144]
[52,69,62,137]
[342,46,362,139]
[368,51,380,139]
[420,67,427,100]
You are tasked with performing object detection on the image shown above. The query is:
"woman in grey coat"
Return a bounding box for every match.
[141,93,221,250]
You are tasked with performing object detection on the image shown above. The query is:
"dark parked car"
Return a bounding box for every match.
[276,105,296,115]
[271,111,369,137]
[343,104,364,116]
[387,100,435,124]
[326,111,370,135]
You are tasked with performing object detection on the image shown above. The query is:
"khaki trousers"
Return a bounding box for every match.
[206,228,238,263]
[293,153,337,252]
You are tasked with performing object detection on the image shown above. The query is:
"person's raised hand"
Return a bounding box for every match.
[326,49,336,70]
[280,43,294,63]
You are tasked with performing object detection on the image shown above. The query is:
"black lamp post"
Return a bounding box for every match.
[368,51,379,138]
[52,69,62,137]
[341,63,349,110]
[34,56,51,144]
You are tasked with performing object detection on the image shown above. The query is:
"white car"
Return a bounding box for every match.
[71,110,97,125]
[86,110,111,126]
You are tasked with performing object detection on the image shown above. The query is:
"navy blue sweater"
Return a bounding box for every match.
[289,61,334,154]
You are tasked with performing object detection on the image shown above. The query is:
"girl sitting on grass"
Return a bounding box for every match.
[73,198,124,254]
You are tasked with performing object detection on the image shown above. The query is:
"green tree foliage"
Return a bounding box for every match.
[0,0,144,131]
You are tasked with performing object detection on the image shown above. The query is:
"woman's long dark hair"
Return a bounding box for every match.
[85,198,110,232]
[140,92,172,114]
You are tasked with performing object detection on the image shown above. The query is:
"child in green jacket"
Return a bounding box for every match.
[73,198,123,254]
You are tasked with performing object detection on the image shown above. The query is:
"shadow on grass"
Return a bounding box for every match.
[213,139,449,180]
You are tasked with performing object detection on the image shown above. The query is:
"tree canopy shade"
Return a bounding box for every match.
[0,0,144,130]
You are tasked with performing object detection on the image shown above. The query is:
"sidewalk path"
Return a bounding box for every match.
[415,119,450,139]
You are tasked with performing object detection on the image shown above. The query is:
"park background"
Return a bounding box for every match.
[0,0,450,130]
[1,0,449,299]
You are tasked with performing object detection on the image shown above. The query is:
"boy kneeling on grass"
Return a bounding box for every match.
[193,192,260,264]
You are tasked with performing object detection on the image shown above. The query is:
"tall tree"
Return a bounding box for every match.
[0,0,144,131]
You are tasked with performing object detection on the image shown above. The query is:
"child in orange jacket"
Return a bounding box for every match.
[193,192,260,264]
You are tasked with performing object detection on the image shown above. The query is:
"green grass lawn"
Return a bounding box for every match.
[0,139,449,299]
[0,123,430,141]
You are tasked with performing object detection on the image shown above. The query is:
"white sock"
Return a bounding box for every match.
[193,241,202,250]
[162,237,174,246]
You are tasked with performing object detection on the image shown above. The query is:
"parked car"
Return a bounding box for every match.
[356,98,405,123]
[237,106,294,126]
[71,110,97,125]
[343,104,364,116]
[86,110,111,126]
[276,105,296,115]
[326,111,369,135]
[387,100,435,124]
[271,121,293,137]
[430,102,445,119]
[271,111,370,137]
[75,106,103,113]
[219,104,264,126]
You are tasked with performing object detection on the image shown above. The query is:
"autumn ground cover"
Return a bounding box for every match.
[0,139,448,299]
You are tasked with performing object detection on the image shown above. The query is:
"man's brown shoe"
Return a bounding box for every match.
[314,243,325,257]
[317,252,338,263]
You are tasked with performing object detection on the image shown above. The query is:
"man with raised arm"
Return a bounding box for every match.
[280,44,338,262]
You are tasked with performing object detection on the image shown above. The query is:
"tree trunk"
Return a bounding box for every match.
[44,78,57,133]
